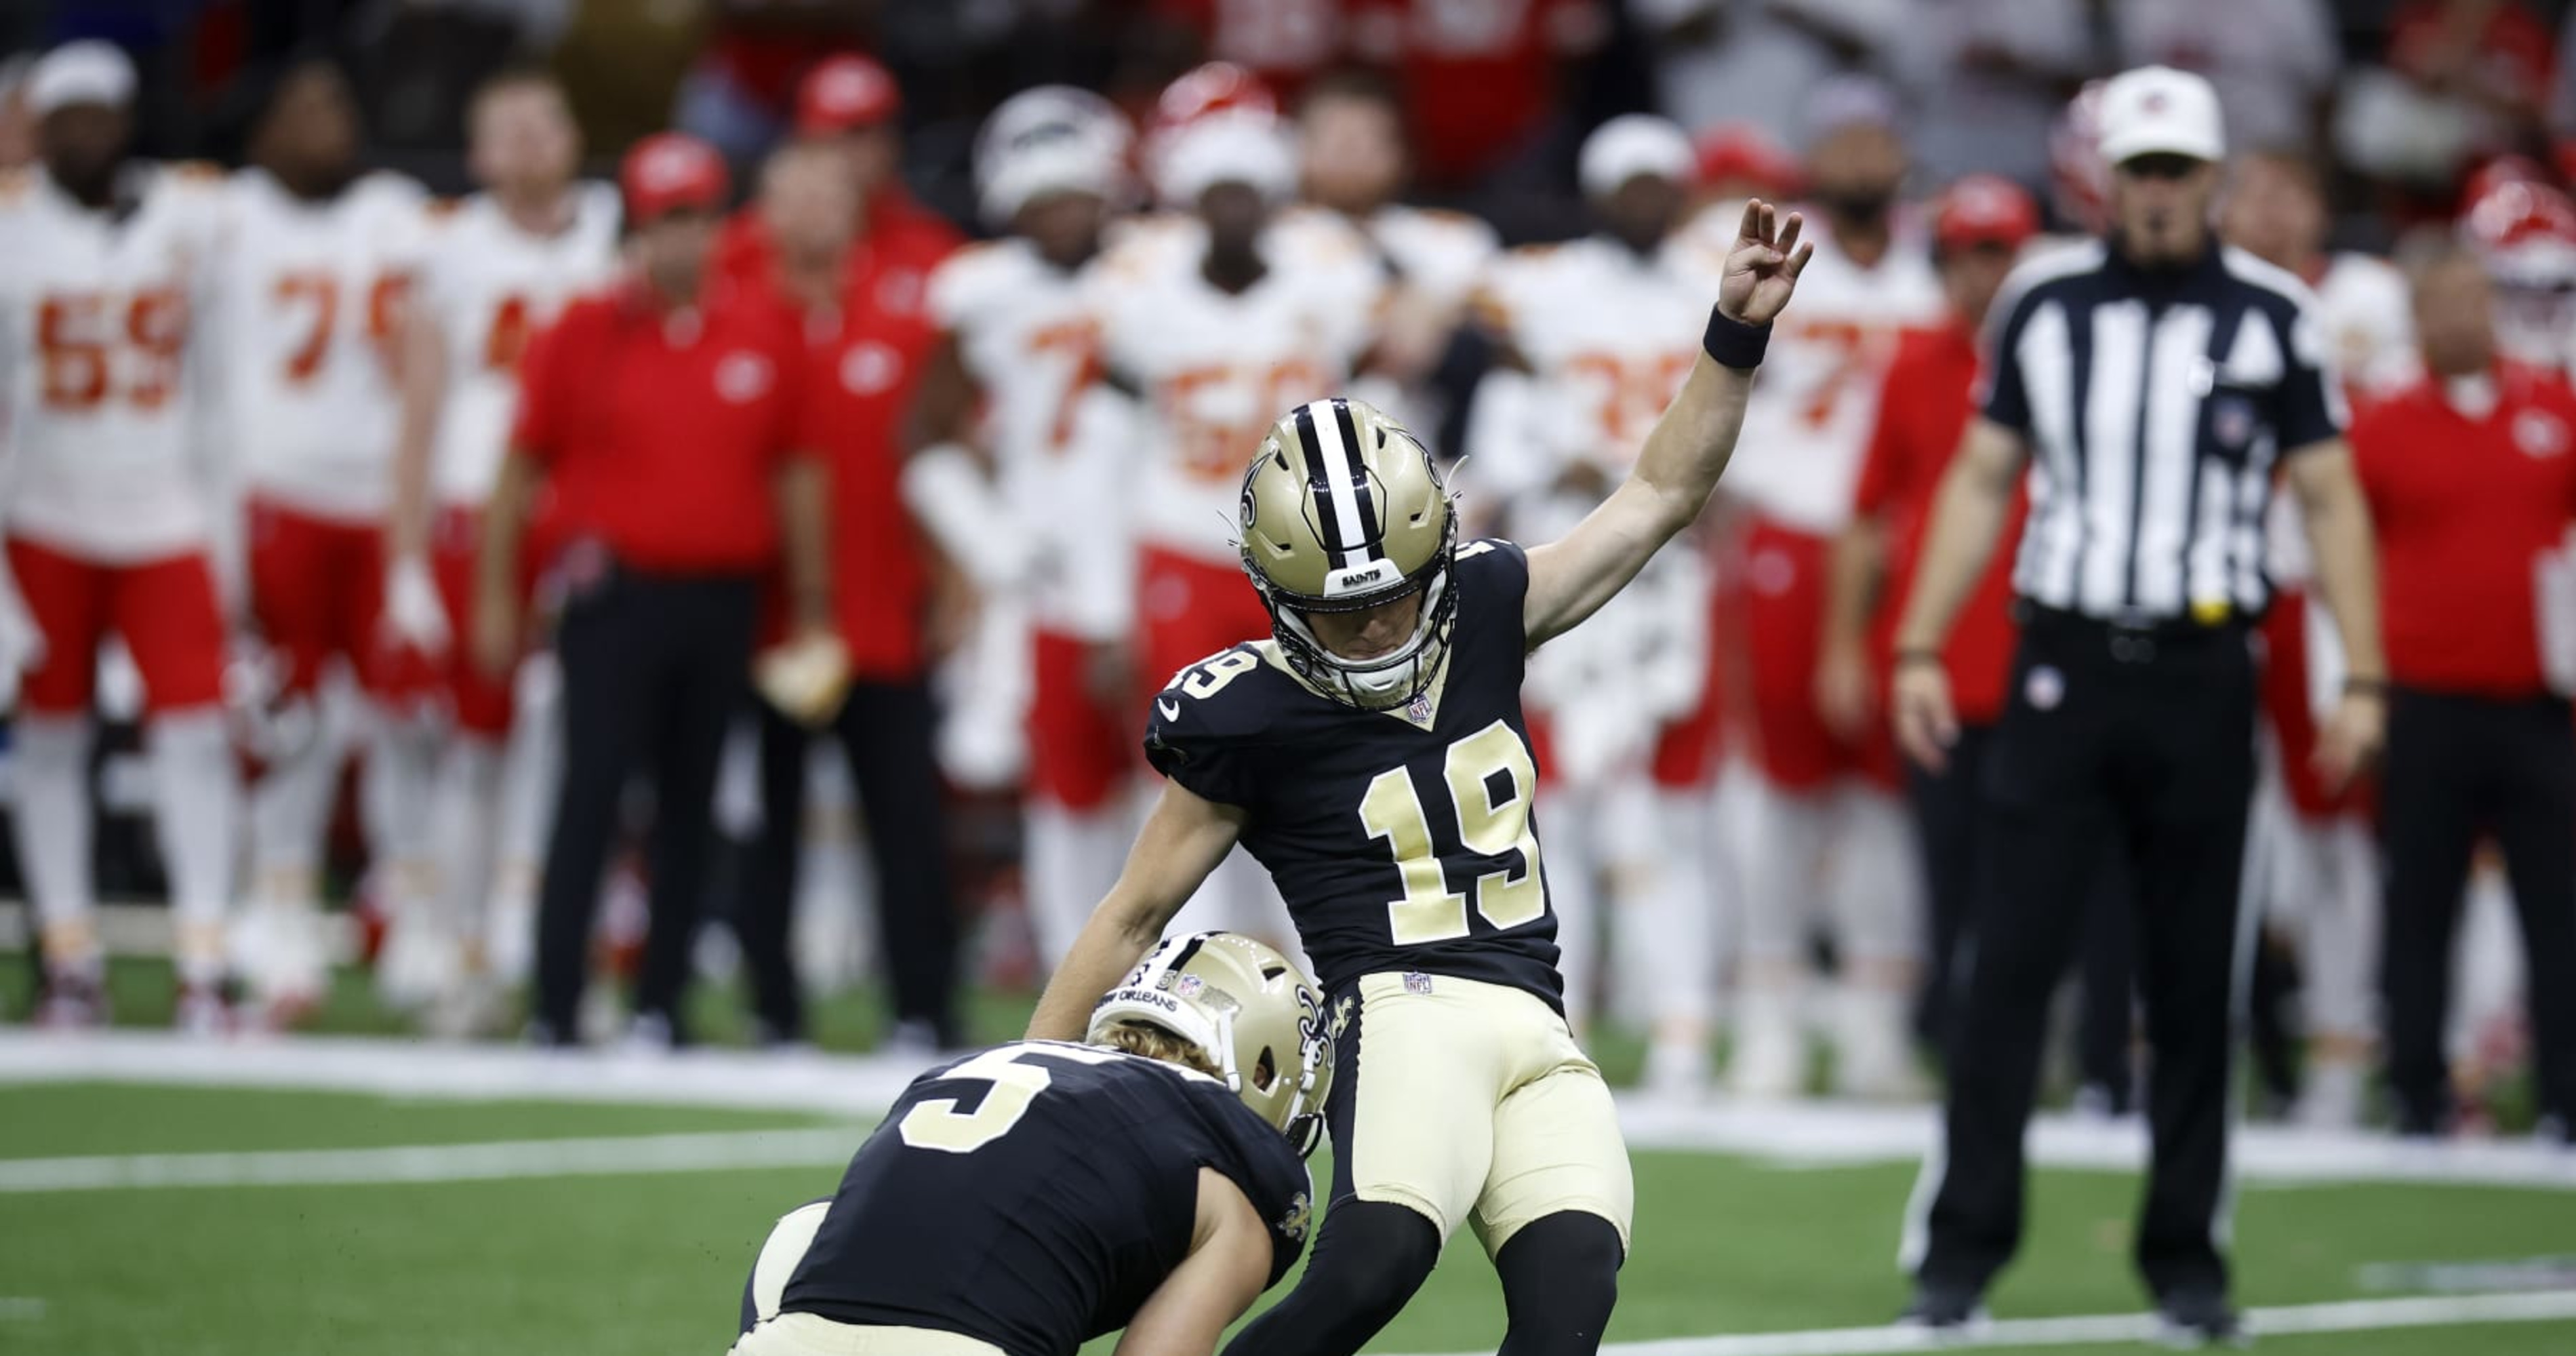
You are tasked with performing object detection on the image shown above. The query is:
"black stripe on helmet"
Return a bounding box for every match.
[1291,401,1352,569]
[1331,398,1384,562]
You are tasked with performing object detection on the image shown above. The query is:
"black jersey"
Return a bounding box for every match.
[778,1041,1312,1356]
[1144,538,1563,1007]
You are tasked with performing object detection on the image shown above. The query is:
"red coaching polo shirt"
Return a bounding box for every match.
[1854,321,2029,725]
[715,189,961,302]
[777,237,955,679]
[2351,363,2576,696]
[512,281,809,574]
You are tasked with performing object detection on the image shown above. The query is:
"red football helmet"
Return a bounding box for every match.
[2461,153,2549,212]
[2461,178,2576,370]
[2049,79,2110,235]
[1691,121,1801,201]
[1141,62,1287,207]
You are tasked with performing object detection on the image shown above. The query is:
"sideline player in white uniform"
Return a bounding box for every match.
[910,86,1140,968]
[0,43,239,1030]
[1292,71,1497,442]
[1470,115,1723,1090]
[1079,103,1386,953]
[1697,81,1945,1099]
[208,59,435,1020]
[382,68,620,1011]
[2219,146,2416,1128]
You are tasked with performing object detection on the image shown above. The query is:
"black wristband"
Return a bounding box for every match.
[1703,307,1771,370]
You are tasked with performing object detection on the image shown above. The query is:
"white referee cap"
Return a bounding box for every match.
[2097,65,2224,165]
[1579,114,1693,199]
[26,40,136,117]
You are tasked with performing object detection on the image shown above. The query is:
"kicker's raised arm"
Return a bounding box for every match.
[1521,200,1812,647]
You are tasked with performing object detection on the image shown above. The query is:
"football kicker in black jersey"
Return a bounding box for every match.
[1144,538,1563,1008]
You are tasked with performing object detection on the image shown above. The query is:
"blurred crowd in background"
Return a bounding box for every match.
[6,0,2576,1144]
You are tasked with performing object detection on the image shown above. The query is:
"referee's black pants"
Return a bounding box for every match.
[1910,725,2137,1104]
[532,567,756,1044]
[2380,688,2576,1133]
[738,679,961,1045]
[1916,612,2255,1302]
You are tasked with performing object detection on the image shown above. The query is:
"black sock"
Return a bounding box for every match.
[1222,1200,1438,1356]
[1495,1212,1624,1356]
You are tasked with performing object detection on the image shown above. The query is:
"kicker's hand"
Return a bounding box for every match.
[1718,199,1813,328]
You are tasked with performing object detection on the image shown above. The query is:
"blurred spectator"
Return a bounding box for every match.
[715,54,959,290]
[2350,241,2576,1143]
[672,0,870,160]
[2222,146,2418,1129]
[1895,0,2097,190]
[1469,113,1720,1087]
[2045,78,2110,235]
[1817,174,2037,1069]
[1147,0,1345,104]
[735,140,963,1052]
[911,86,1137,970]
[2459,175,2576,376]
[1295,69,1496,447]
[382,68,622,1019]
[0,54,33,169]
[1689,121,1801,212]
[1713,76,1944,1102]
[2,41,241,1034]
[1346,0,1607,193]
[1085,95,1383,946]
[2118,0,2337,156]
[1636,0,1901,149]
[2342,0,2556,193]
[479,134,830,1050]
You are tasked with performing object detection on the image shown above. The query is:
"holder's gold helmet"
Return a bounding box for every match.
[1086,932,1334,1158]
[1238,397,1458,709]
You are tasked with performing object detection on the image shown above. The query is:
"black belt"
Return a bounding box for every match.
[2015,601,2249,664]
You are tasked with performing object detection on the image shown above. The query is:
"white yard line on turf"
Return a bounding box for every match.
[0,1128,860,1193]
[1392,1290,2576,1356]
[4,1031,2573,1191]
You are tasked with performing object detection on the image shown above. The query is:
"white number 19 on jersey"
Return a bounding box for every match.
[1358,719,1548,945]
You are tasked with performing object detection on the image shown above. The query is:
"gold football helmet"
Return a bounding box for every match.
[1087,932,1335,1158]
[1237,397,1458,709]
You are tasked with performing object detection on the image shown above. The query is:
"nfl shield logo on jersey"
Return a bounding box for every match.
[1405,692,1433,723]
[1403,972,1434,995]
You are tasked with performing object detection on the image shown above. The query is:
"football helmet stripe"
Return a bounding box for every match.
[1330,397,1385,555]
[1289,401,1352,569]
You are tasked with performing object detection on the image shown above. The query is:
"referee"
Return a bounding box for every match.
[1885,67,2387,1341]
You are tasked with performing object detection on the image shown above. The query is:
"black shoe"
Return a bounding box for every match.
[1897,1281,1988,1334]
[2155,1288,2246,1348]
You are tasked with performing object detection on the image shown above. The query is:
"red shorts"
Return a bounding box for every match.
[2261,589,2371,820]
[1719,515,1901,793]
[426,506,521,738]
[1138,546,1272,696]
[1651,614,1725,789]
[246,498,395,695]
[1028,626,1133,811]
[8,538,226,715]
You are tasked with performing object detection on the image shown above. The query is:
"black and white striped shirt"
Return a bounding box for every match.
[1983,241,2348,623]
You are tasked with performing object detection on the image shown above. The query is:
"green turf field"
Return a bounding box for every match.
[4,1079,2573,1356]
